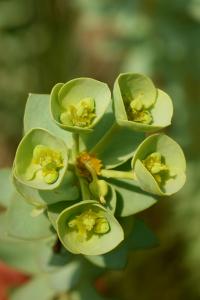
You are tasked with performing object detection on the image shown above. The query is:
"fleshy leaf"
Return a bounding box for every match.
[10,276,55,300]
[13,128,68,190]
[47,260,82,292]
[6,193,53,240]
[13,171,79,207]
[0,212,55,274]
[85,218,158,269]
[50,78,111,133]
[108,178,157,216]
[24,93,73,147]
[90,124,144,169]
[37,241,73,273]
[69,281,105,300]
[56,200,124,255]
[47,201,77,230]
[0,168,15,208]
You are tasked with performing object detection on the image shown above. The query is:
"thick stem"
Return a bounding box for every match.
[72,133,79,157]
[72,133,91,200]
[100,169,136,180]
[78,176,91,200]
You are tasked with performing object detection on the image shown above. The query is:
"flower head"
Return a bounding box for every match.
[60,97,96,128]
[50,78,111,133]
[131,134,186,195]
[113,73,173,132]
[68,209,110,240]
[13,128,68,190]
[57,201,124,255]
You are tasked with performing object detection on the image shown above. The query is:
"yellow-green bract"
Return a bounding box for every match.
[50,78,111,133]
[131,134,186,195]
[113,73,173,132]
[56,200,124,255]
[13,128,68,190]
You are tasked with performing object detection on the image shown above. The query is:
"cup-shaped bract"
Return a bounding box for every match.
[13,128,68,190]
[50,78,111,133]
[131,134,186,196]
[57,200,124,255]
[113,73,173,132]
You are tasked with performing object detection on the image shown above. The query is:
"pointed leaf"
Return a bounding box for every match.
[47,260,82,292]
[10,276,55,300]
[0,168,15,208]
[7,193,53,240]
[109,178,157,216]
[47,201,76,229]
[14,171,79,207]
[24,93,73,147]
[91,124,144,169]
[85,218,158,269]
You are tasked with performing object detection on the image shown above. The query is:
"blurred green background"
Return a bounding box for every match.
[0,0,199,299]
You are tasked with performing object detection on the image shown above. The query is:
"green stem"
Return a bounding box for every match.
[72,133,91,200]
[78,176,91,200]
[100,169,136,180]
[72,133,79,157]
[90,122,119,155]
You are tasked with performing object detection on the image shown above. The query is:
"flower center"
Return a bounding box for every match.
[60,97,96,127]
[126,94,153,124]
[26,145,63,184]
[142,152,169,185]
[76,152,102,180]
[68,209,109,240]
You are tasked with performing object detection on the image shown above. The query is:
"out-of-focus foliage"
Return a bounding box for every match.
[0,0,78,142]
[0,0,200,299]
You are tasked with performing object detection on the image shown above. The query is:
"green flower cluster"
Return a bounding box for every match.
[12,73,186,256]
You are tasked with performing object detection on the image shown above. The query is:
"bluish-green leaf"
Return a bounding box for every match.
[0,213,55,274]
[0,168,15,208]
[10,276,55,300]
[80,103,114,151]
[47,260,82,292]
[90,123,144,169]
[109,178,157,216]
[69,281,106,300]
[85,218,158,269]
[14,171,79,207]
[47,201,77,229]
[24,93,73,147]
[7,193,53,240]
[37,242,73,273]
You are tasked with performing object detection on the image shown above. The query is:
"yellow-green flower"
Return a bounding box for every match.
[57,201,124,255]
[60,97,96,128]
[50,78,111,133]
[13,128,68,190]
[131,134,186,195]
[68,209,110,241]
[142,152,171,186]
[26,145,64,184]
[113,73,173,132]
